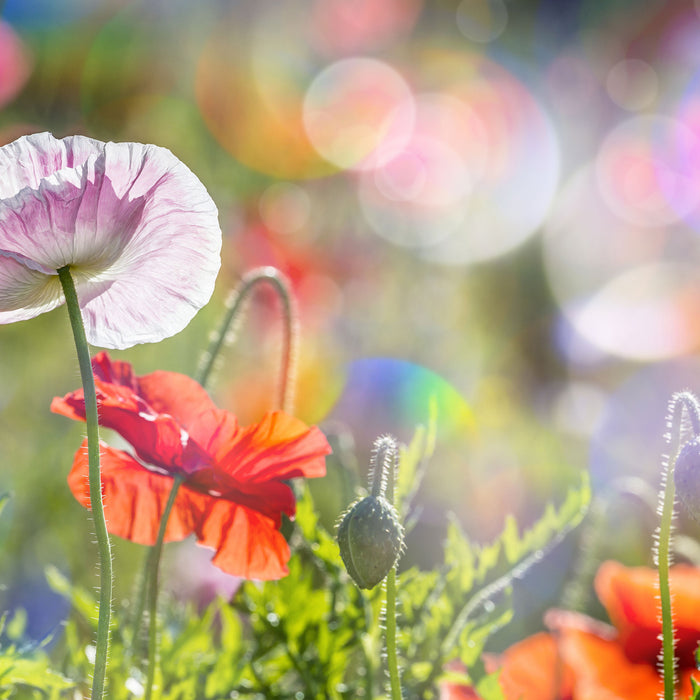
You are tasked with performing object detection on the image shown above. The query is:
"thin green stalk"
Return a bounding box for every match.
[385,567,402,700]
[57,266,111,700]
[144,473,185,700]
[196,266,298,409]
[377,436,403,700]
[657,391,700,700]
[137,267,298,690]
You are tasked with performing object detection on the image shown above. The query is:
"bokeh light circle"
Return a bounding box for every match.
[595,114,700,228]
[358,53,560,265]
[309,0,423,57]
[456,0,508,43]
[302,57,415,171]
[605,59,658,111]
[544,163,700,361]
[196,3,336,179]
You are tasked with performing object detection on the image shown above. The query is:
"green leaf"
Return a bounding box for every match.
[396,398,437,515]
[0,654,73,693]
[476,670,506,700]
[45,564,98,628]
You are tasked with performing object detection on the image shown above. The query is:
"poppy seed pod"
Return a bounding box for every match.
[675,436,700,521]
[337,494,404,590]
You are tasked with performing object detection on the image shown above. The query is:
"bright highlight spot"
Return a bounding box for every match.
[302,57,415,170]
[595,115,700,228]
[358,54,559,265]
[544,163,700,361]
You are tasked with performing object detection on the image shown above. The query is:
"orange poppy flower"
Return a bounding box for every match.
[595,559,700,667]
[442,561,700,700]
[51,351,331,580]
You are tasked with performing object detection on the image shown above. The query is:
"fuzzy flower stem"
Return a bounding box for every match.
[657,391,700,700]
[385,566,402,700]
[141,268,298,696]
[196,266,298,412]
[377,436,403,700]
[57,265,111,700]
[144,472,185,700]
[370,436,397,500]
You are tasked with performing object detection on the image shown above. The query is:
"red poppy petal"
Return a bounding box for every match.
[177,490,291,580]
[218,411,331,481]
[67,439,195,544]
[556,624,661,700]
[136,369,221,435]
[439,683,482,700]
[489,632,574,700]
[184,467,296,521]
[595,560,700,666]
[91,351,139,390]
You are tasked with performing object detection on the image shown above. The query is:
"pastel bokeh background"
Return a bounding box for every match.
[2,0,700,649]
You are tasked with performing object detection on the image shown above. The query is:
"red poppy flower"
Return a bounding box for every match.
[595,559,700,667]
[51,351,331,580]
[441,562,700,700]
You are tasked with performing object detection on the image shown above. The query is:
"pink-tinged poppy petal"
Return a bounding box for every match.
[0,250,62,322]
[217,411,331,481]
[0,133,221,349]
[0,132,102,198]
[67,439,195,544]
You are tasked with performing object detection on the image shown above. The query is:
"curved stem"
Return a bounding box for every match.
[196,266,298,409]
[57,266,111,700]
[144,473,185,700]
[657,391,700,700]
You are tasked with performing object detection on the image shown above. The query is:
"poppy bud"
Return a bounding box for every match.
[675,436,700,520]
[337,495,404,590]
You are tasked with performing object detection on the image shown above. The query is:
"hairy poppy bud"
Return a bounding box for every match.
[675,436,700,520]
[337,495,404,590]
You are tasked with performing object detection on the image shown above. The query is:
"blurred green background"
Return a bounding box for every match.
[2,0,700,648]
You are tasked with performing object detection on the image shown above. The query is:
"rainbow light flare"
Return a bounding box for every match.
[323,357,474,448]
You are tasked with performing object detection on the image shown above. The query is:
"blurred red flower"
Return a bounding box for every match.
[51,352,331,580]
[442,560,700,700]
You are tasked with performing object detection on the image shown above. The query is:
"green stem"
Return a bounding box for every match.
[376,435,402,700]
[144,473,185,700]
[657,391,700,700]
[127,550,152,657]
[385,567,402,700]
[137,267,298,689]
[196,266,298,408]
[57,266,111,700]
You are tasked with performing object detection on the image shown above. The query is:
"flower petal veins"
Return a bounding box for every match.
[0,132,221,348]
[54,352,332,580]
